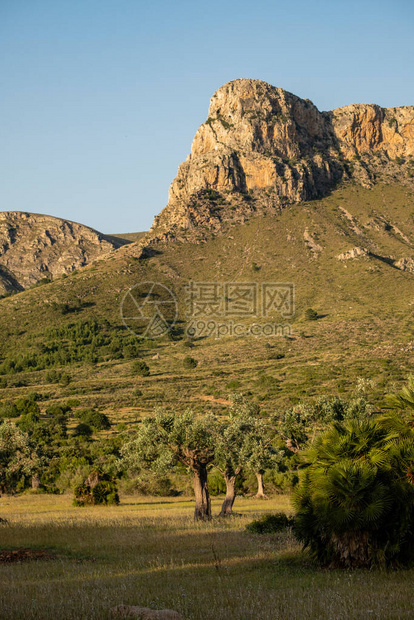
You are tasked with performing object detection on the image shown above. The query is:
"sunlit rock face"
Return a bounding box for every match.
[147,79,414,243]
[0,212,124,293]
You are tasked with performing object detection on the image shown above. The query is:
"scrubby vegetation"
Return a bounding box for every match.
[0,319,144,374]
[1,374,413,571]
[246,511,294,534]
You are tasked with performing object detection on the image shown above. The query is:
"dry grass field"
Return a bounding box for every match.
[1,494,414,619]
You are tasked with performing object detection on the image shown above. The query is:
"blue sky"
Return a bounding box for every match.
[1,0,413,233]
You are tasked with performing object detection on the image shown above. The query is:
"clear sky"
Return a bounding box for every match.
[1,0,413,234]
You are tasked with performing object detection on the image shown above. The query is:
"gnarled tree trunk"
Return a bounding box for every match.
[254,472,268,499]
[219,474,237,516]
[193,465,211,520]
[31,474,41,490]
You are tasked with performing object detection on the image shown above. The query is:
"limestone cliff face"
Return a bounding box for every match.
[148,79,414,242]
[0,212,126,294]
[330,104,414,160]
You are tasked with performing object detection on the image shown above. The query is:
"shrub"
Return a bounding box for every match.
[183,356,198,370]
[123,344,141,359]
[119,472,179,497]
[246,512,294,534]
[14,397,40,416]
[16,412,40,433]
[293,415,414,568]
[59,373,71,387]
[74,477,119,506]
[76,409,111,431]
[0,401,19,419]
[45,370,60,383]
[73,422,93,438]
[65,398,80,408]
[257,374,278,388]
[304,308,318,321]
[226,380,241,390]
[132,360,150,376]
[46,404,71,417]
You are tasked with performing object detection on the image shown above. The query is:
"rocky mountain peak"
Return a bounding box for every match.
[147,79,414,244]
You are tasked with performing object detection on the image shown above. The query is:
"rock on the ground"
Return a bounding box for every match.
[111,605,184,619]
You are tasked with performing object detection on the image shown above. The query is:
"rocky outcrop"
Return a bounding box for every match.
[337,247,370,260]
[394,257,414,273]
[0,212,128,294]
[147,79,414,243]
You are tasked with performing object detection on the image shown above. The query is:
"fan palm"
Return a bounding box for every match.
[293,415,414,568]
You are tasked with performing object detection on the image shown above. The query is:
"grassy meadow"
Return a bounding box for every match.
[1,493,414,619]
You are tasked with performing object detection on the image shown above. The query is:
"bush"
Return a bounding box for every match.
[183,356,198,370]
[16,411,40,432]
[73,422,93,438]
[14,397,40,416]
[0,401,19,418]
[304,308,318,321]
[246,512,294,534]
[65,398,80,408]
[59,373,71,387]
[118,472,179,497]
[293,415,414,568]
[257,374,278,388]
[74,479,119,506]
[45,370,60,384]
[46,404,72,417]
[123,343,141,359]
[76,409,111,431]
[226,380,241,390]
[132,360,150,376]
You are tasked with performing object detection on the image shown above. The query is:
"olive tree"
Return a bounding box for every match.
[214,414,253,516]
[0,420,42,493]
[214,397,281,515]
[122,409,217,520]
[245,422,283,499]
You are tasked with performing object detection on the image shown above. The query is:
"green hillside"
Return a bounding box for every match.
[0,182,413,428]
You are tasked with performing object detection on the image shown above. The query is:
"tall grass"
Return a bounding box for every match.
[1,494,413,619]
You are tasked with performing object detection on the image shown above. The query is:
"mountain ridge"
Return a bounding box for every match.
[0,211,130,294]
[146,79,414,245]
